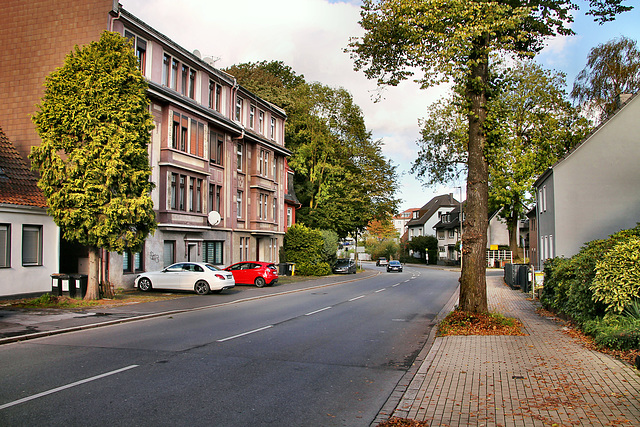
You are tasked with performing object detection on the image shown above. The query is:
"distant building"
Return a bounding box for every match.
[393,208,420,239]
[0,0,298,293]
[406,194,460,240]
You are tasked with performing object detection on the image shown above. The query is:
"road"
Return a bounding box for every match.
[0,265,459,426]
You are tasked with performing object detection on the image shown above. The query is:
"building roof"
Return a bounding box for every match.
[406,193,459,227]
[0,126,47,208]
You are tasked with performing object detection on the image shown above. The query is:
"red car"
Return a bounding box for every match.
[224,261,278,287]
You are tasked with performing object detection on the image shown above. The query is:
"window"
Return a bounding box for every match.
[437,230,445,240]
[237,191,243,218]
[22,225,42,266]
[208,184,222,214]
[123,246,143,273]
[181,65,189,96]
[172,114,180,149]
[259,110,264,133]
[263,194,268,220]
[170,173,177,209]
[208,80,215,109]
[162,54,171,86]
[239,237,249,261]
[171,58,179,90]
[272,198,277,222]
[264,152,269,177]
[189,69,196,99]
[235,97,243,122]
[249,106,255,129]
[273,157,277,179]
[237,143,244,171]
[124,30,146,75]
[215,84,221,112]
[0,224,10,268]
[270,117,276,140]
[215,185,222,213]
[287,207,292,227]
[448,229,455,239]
[209,130,224,165]
[259,150,264,175]
[163,241,175,267]
[258,194,263,219]
[542,185,547,212]
[203,241,223,265]
[179,175,186,210]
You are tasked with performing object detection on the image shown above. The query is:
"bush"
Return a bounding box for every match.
[283,224,324,265]
[582,316,640,351]
[295,261,331,276]
[591,237,640,314]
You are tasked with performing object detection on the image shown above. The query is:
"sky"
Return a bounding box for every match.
[122,0,640,212]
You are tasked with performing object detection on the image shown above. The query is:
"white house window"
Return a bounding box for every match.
[203,241,223,265]
[287,207,293,227]
[250,106,255,129]
[22,225,42,266]
[270,117,276,140]
[237,191,243,218]
[235,97,243,122]
[163,240,175,267]
[0,224,10,268]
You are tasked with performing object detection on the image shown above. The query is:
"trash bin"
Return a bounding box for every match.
[71,274,89,298]
[278,263,295,276]
[50,273,69,296]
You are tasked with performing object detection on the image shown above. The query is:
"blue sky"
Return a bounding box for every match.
[123,0,639,212]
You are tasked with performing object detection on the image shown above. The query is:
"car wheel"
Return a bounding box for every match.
[194,280,210,295]
[138,277,152,292]
[255,277,266,288]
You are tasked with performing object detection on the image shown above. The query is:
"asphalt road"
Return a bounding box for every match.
[0,265,459,426]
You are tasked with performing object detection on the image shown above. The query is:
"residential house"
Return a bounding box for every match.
[0,128,59,297]
[534,92,640,267]
[393,208,420,240]
[433,206,462,264]
[0,0,297,292]
[406,194,460,240]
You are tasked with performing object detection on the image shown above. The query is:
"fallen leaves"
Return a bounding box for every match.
[437,309,527,336]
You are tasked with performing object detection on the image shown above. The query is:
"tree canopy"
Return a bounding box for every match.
[30,31,156,299]
[348,0,632,313]
[226,61,400,238]
[412,60,591,255]
[571,36,640,123]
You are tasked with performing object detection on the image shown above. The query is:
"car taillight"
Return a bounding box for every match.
[215,274,225,280]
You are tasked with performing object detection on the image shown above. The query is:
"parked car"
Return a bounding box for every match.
[332,258,356,274]
[135,262,235,295]
[224,261,278,287]
[376,257,388,266]
[387,260,403,272]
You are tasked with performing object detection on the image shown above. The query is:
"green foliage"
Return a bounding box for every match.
[623,299,640,319]
[541,224,640,323]
[592,237,640,314]
[571,36,640,123]
[30,31,156,253]
[295,261,332,277]
[320,229,340,266]
[406,235,438,264]
[283,224,324,265]
[226,61,399,238]
[582,316,640,351]
[367,239,400,261]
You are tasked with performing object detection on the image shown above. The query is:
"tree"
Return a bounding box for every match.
[30,32,156,299]
[413,61,591,256]
[406,235,438,264]
[571,36,640,123]
[225,61,400,238]
[367,217,398,242]
[348,0,632,313]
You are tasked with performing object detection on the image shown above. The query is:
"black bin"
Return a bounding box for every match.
[70,274,89,298]
[50,273,69,296]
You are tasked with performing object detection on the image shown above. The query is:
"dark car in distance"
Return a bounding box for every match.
[333,258,356,274]
[224,261,278,287]
[387,260,403,272]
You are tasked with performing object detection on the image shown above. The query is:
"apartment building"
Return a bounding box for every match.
[0,0,295,291]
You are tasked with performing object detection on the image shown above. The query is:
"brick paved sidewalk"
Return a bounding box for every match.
[391,275,640,426]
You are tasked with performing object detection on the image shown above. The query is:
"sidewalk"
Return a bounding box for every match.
[385,275,640,426]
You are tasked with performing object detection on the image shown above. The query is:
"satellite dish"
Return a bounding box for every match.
[208,211,221,226]
[193,49,202,59]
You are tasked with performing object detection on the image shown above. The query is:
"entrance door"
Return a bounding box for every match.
[187,243,197,262]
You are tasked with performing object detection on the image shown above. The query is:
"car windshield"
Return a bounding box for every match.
[205,264,222,271]
[390,261,400,265]
[335,259,351,266]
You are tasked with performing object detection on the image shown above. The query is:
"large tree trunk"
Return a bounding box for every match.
[459,37,489,314]
[84,246,102,300]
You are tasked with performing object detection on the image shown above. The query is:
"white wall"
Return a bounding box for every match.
[0,205,59,297]
[554,96,640,257]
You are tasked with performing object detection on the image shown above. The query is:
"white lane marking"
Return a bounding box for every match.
[375,288,386,293]
[349,295,365,302]
[404,279,411,283]
[0,365,139,410]
[305,306,332,316]
[217,325,273,342]
[392,283,401,287]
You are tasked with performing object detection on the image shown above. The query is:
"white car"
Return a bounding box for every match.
[135,262,235,295]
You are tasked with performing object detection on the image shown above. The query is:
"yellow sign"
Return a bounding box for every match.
[490,245,498,250]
